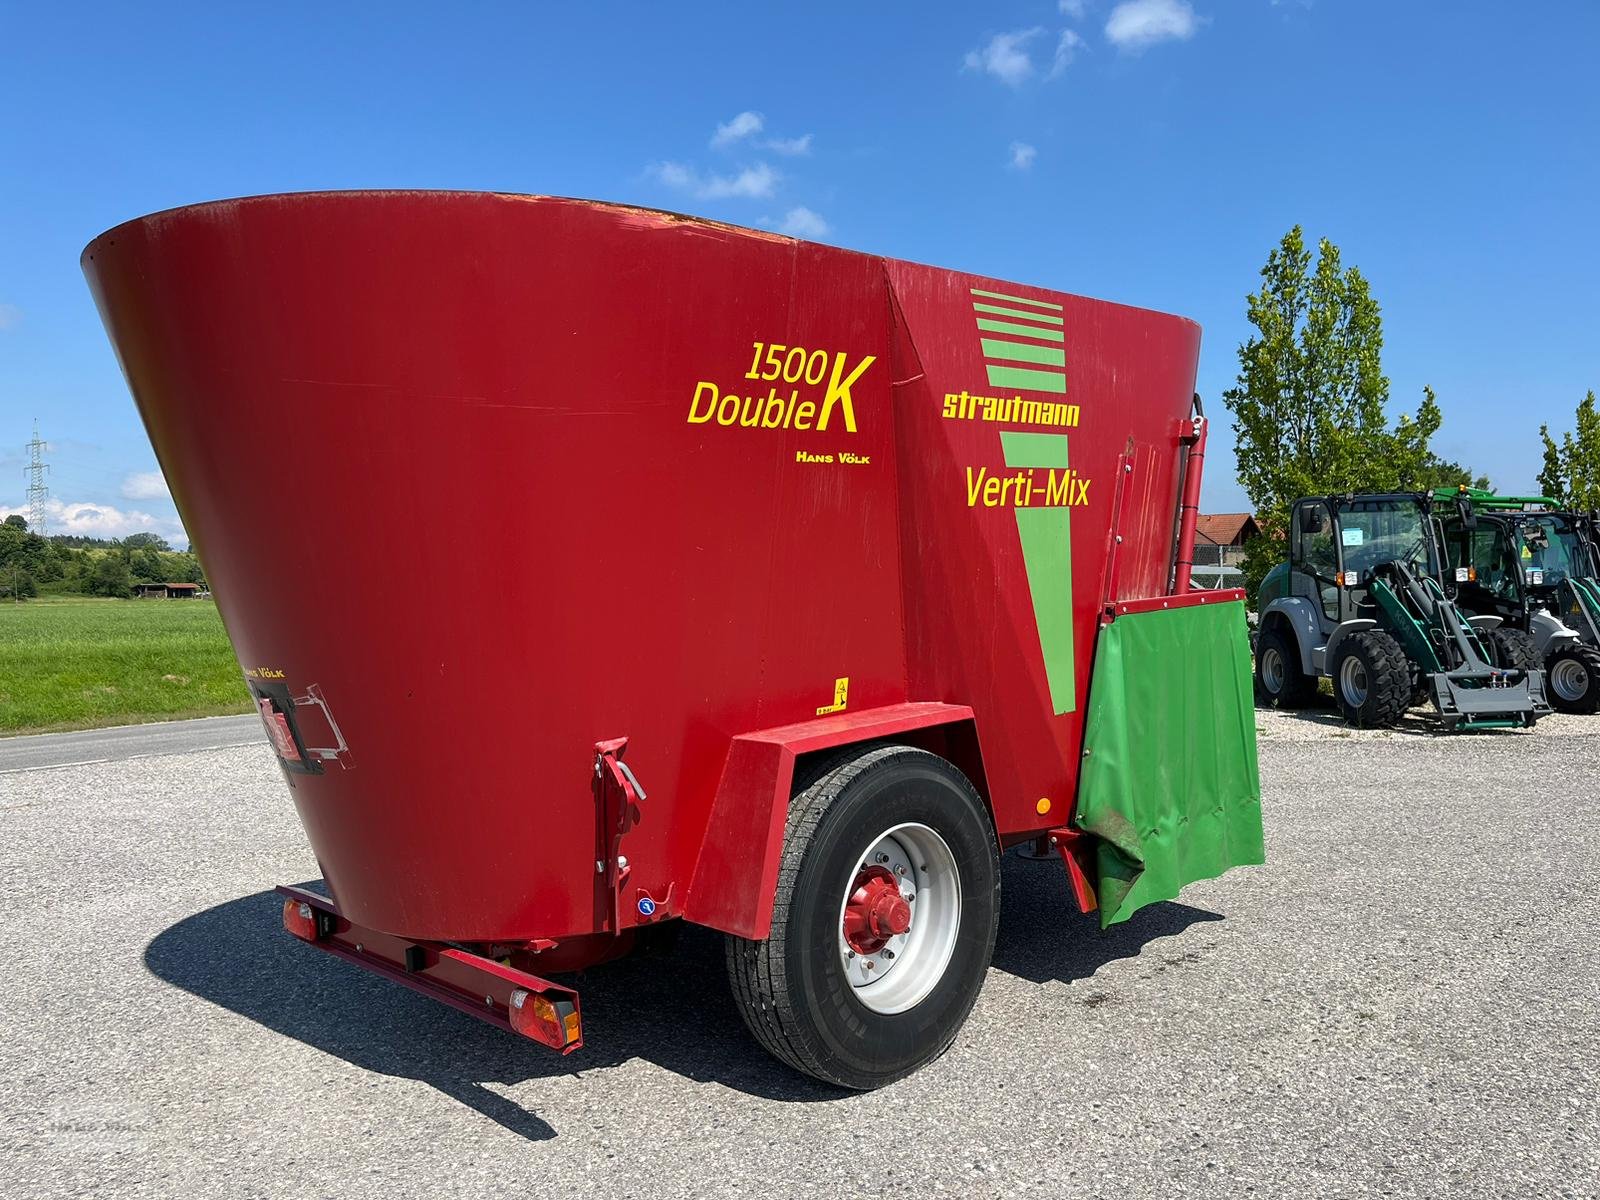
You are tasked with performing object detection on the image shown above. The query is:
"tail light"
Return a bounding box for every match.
[257,698,304,763]
[509,987,582,1050]
[282,897,322,941]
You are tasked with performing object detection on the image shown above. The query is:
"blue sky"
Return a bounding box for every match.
[2,1,1597,544]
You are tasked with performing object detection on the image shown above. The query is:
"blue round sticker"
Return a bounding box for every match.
[637,896,657,917]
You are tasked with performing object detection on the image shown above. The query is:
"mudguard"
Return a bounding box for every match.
[1259,596,1322,676]
[1321,618,1378,676]
[682,703,986,940]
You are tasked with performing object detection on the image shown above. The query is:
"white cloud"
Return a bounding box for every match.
[121,470,171,501]
[778,207,830,239]
[0,497,185,542]
[654,162,696,190]
[1050,29,1087,76]
[711,110,764,148]
[963,28,1044,87]
[652,161,779,200]
[1059,0,1090,16]
[764,133,813,156]
[0,303,21,331]
[713,112,812,156]
[702,163,779,199]
[1010,142,1038,170]
[1105,0,1200,51]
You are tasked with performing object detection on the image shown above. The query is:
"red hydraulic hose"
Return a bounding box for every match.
[1172,396,1207,592]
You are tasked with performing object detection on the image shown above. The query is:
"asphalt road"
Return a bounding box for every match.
[1,713,1595,1198]
[0,713,262,774]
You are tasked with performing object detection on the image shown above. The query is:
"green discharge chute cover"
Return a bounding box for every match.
[1074,600,1264,927]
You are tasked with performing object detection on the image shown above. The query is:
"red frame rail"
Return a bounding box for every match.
[275,884,582,1054]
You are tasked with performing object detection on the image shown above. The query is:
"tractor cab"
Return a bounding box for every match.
[1441,505,1589,615]
[1285,493,1442,626]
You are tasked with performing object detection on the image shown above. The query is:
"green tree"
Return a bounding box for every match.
[131,547,163,581]
[0,521,68,591]
[124,532,172,552]
[1223,227,1469,601]
[0,521,25,565]
[3,514,26,530]
[1538,390,1600,508]
[89,552,131,598]
[1,566,38,599]
[158,550,204,583]
[35,542,64,583]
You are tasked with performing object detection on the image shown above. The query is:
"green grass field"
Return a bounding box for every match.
[0,597,253,735]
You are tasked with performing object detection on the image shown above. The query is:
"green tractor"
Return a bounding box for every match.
[1255,492,1550,730]
[1436,487,1600,714]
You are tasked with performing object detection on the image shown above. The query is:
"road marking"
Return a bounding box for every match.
[0,742,262,776]
[0,758,111,776]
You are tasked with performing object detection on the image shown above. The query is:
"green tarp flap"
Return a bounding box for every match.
[1073,599,1264,928]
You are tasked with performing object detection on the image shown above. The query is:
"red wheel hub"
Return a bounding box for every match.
[843,866,912,955]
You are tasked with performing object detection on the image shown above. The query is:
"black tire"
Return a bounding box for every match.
[1483,627,1541,673]
[1331,629,1411,728]
[1254,625,1317,708]
[725,745,1000,1090]
[1545,643,1600,715]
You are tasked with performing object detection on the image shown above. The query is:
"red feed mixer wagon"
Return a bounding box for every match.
[83,192,1263,1089]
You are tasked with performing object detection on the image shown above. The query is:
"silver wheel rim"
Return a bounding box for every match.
[837,822,961,1015]
[1339,655,1369,707]
[1260,646,1285,694]
[1551,657,1590,703]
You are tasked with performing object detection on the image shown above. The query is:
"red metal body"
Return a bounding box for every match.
[84,193,1204,974]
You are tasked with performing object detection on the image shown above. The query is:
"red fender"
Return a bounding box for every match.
[683,702,988,939]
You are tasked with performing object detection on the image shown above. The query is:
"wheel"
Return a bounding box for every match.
[1254,625,1317,708]
[1332,629,1411,728]
[1483,627,1541,672]
[725,744,1000,1090]
[1545,643,1600,714]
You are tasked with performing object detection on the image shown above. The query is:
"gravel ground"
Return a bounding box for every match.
[1,720,1596,1199]
[1257,702,1595,741]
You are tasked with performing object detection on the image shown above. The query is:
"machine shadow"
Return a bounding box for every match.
[990,850,1225,985]
[143,887,842,1143]
[145,860,1223,1141]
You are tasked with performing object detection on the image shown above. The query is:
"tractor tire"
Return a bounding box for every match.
[1254,626,1317,709]
[1331,629,1411,729]
[1484,627,1542,673]
[1545,643,1600,715]
[725,745,1000,1090]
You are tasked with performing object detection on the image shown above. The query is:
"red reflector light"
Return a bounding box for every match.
[282,897,321,941]
[257,698,302,762]
[509,987,581,1050]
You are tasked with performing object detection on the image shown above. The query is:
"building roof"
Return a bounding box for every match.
[163,581,200,589]
[1195,513,1259,545]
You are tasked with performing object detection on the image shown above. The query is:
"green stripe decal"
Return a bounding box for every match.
[972,302,1065,326]
[976,317,1064,342]
[980,338,1066,366]
[987,364,1067,393]
[971,287,1063,312]
[1000,431,1076,714]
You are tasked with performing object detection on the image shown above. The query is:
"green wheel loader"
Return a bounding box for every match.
[1436,488,1600,714]
[1256,492,1550,730]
